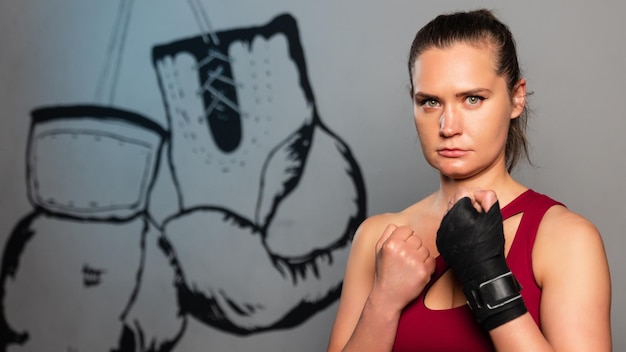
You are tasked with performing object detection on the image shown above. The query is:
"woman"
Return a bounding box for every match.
[327,9,611,352]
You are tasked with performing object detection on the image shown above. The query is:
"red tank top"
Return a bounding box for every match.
[393,189,563,351]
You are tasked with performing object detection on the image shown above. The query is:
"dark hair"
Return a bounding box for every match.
[408,9,530,172]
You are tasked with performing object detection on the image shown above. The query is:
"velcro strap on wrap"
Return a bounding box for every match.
[468,272,523,311]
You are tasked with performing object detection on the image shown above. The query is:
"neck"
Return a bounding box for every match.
[432,165,526,212]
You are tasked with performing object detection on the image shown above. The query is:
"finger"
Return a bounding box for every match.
[414,243,431,260]
[448,187,473,211]
[393,225,416,241]
[424,256,436,274]
[405,231,424,248]
[375,224,398,252]
[473,189,498,211]
[456,188,473,199]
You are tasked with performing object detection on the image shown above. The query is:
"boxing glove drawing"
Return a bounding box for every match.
[0,105,184,351]
[152,13,366,333]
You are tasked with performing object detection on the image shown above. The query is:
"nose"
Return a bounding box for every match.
[439,106,462,137]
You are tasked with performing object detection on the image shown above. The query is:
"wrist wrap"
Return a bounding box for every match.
[436,197,527,330]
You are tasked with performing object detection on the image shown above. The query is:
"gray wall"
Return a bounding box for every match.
[0,0,624,350]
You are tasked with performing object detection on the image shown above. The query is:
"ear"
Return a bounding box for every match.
[510,78,527,119]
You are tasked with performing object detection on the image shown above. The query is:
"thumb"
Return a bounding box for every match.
[375,224,398,253]
[472,189,498,212]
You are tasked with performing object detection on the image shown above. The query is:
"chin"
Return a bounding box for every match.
[439,167,480,181]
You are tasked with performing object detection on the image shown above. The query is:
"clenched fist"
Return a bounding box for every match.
[372,225,436,311]
[436,190,527,330]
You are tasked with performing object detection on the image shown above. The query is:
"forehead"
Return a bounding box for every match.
[412,43,501,92]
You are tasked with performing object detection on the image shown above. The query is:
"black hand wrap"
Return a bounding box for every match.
[436,197,527,330]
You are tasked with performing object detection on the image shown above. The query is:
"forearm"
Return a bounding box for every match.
[489,313,552,352]
[339,294,401,352]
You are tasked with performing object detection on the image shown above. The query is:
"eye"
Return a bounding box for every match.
[465,96,485,106]
[417,98,440,109]
[425,99,439,108]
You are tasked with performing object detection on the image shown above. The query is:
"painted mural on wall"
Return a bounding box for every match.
[0,1,366,351]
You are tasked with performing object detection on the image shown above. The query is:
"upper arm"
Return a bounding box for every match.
[327,215,390,352]
[534,206,612,351]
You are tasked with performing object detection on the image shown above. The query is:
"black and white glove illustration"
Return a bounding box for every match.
[153,13,366,333]
[0,106,185,351]
[0,9,366,352]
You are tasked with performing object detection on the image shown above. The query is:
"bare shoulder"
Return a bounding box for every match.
[352,197,433,248]
[533,205,611,349]
[533,204,608,285]
[351,212,405,249]
[536,205,603,247]
[345,195,436,278]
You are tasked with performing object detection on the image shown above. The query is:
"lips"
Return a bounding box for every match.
[438,148,469,157]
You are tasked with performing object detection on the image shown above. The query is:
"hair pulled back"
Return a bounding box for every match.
[408,9,529,172]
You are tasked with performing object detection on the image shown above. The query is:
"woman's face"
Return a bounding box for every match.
[411,42,525,180]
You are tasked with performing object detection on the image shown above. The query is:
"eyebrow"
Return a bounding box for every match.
[456,88,493,97]
[413,92,439,101]
[413,88,493,101]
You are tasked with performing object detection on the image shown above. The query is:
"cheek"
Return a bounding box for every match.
[414,116,439,150]
[470,115,509,150]
[413,115,429,138]
[414,107,443,130]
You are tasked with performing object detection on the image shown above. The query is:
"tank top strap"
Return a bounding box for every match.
[503,189,564,327]
[502,189,538,219]
[504,189,564,260]
[502,189,564,233]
